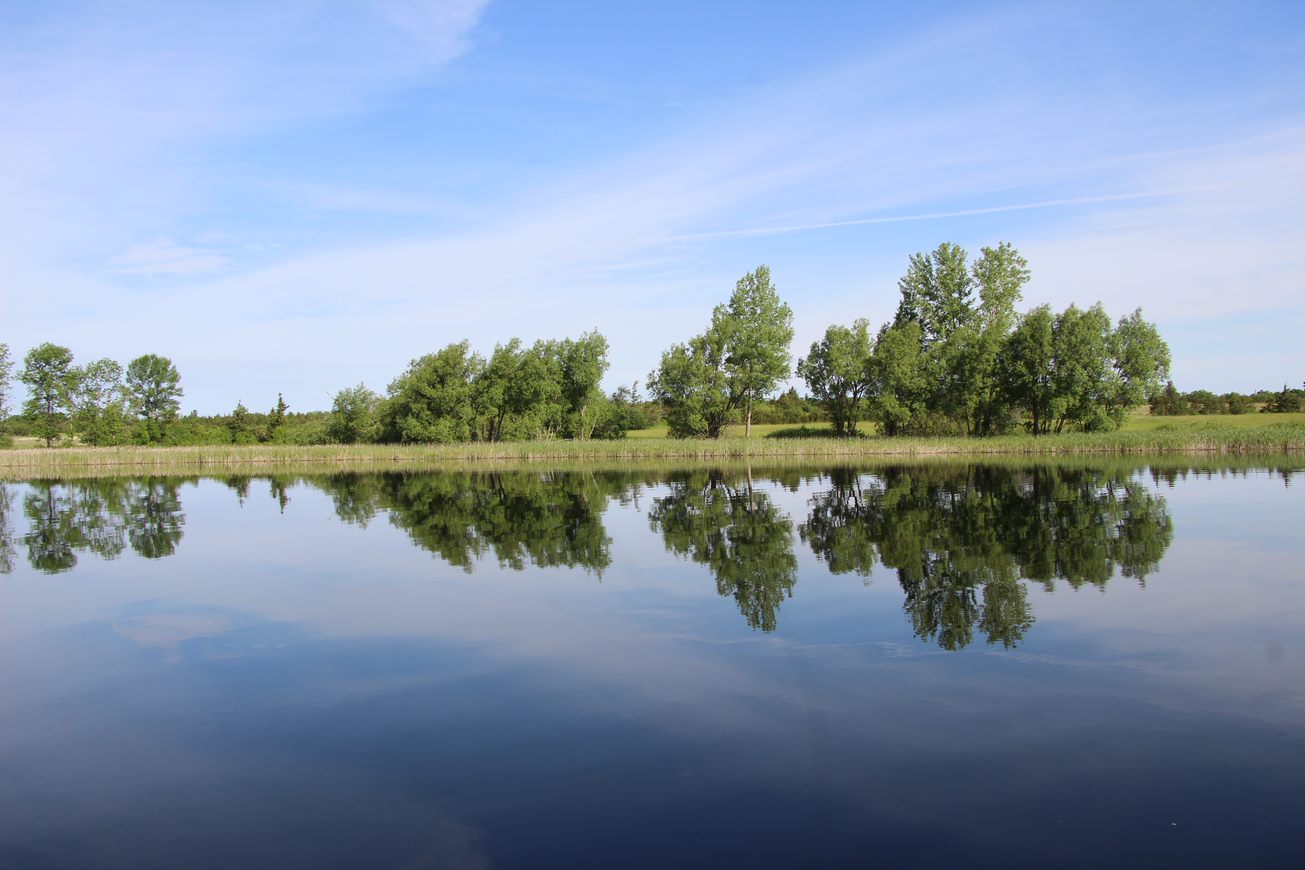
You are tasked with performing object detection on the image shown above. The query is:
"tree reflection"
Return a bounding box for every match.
[647,471,797,631]
[311,471,627,576]
[17,478,186,573]
[0,485,17,574]
[800,465,1174,649]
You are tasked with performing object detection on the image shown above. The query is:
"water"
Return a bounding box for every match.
[1,461,1302,868]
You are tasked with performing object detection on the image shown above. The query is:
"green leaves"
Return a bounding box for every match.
[797,319,871,436]
[20,342,76,447]
[651,265,794,438]
[125,354,183,443]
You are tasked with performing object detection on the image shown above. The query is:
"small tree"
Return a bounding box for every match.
[648,330,733,438]
[797,319,872,436]
[125,354,183,443]
[227,401,255,444]
[327,384,380,444]
[260,393,288,442]
[20,342,77,447]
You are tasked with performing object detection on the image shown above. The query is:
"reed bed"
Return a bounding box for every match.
[2,424,1303,478]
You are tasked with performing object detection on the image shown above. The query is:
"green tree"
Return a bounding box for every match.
[379,341,484,443]
[648,329,733,438]
[125,354,183,443]
[797,319,872,436]
[718,266,795,437]
[71,358,127,445]
[0,342,14,432]
[865,321,927,436]
[1149,380,1189,416]
[1050,304,1113,432]
[1000,305,1056,435]
[260,393,289,442]
[1105,309,1170,426]
[558,330,610,439]
[227,400,256,444]
[327,384,380,443]
[20,342,77,447]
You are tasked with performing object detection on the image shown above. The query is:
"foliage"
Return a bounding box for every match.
[650,266,793,439]
[125,354,183,443]
[1264,383,1305,413]
[20,342,77,447]
[0,342,13,430]
[717,266,795,436]
[866,321,927,436]
[71,358,128,446]
[327,384,380,444]
[797,319,872,436]
[648,329,734,438]
[227,401,257,444]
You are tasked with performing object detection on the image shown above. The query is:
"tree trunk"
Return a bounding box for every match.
[745,390,753,439]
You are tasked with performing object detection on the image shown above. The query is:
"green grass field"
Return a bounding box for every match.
[627,412,1305,439]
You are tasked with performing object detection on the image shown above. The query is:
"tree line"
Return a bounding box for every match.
[2,240,1294,447]
[648,243,1172,438]
[0,342,182,447]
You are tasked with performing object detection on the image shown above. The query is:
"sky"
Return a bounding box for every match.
[2,0,1303,413]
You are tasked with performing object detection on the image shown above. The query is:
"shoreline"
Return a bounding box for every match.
[2,426,1304,477]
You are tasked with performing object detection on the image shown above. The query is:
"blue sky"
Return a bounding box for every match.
[2,0,1303,413]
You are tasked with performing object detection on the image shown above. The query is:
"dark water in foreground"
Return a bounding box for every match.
[1,462,1303,868]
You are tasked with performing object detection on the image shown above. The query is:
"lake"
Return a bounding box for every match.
[1,460,1302,868]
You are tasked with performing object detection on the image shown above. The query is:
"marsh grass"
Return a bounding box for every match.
[2,423,1303,479]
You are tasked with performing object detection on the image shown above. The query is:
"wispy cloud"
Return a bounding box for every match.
[107,239,231,276]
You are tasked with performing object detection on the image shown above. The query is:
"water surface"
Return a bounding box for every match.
[1,461,1302,868]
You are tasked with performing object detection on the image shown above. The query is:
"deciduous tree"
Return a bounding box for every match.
[125,354,183,443]
[20,342,77,447]
[797,319,872,436]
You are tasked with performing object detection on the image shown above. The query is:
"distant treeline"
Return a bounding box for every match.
[1,241,1297,447]
[1150,381,1305,416]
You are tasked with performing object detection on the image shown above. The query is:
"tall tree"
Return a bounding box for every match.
[20,342,77,447]
[71,358,127,446]
[797,319,872,436]
[1050,304,1114,432]
[1000,305,1056,435]
[125,354,183,443]
[865,322,927,436]
[718,266,795,437]
[558,330,610,439]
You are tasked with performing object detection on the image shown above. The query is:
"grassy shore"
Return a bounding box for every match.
[2,423,1304,477]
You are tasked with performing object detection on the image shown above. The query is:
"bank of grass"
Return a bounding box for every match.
[2,422,1303,478]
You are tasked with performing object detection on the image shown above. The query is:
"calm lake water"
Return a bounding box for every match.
[1,461,1303,868]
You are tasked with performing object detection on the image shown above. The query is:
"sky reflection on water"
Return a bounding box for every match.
[0,462,1302,868]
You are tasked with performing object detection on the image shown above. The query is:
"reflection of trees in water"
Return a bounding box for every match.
[0,486,16,574]
[800,465,1174,649]
[310,471,635,576]
[647,471,797,632]
[15,478,186,573]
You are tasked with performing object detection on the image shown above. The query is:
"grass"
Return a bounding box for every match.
[2,421,1304,479]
